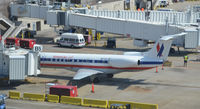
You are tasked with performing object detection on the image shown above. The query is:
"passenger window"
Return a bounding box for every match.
[88,60,93,63]
[40,58,44,61]
[74,59,77,62]
[79,60,83,62]
[57,59,60,62]
[52,59,56,61]
[61,59,64,62]
[104,60,108,63]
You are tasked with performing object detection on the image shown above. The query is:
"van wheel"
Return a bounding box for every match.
[71,45,74,48]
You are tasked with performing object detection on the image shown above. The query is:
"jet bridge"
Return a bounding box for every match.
[66,13,183,41]
[9,3,200,48]
[0,14,41,82]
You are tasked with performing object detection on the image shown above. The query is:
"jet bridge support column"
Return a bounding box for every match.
[27,44,43,76]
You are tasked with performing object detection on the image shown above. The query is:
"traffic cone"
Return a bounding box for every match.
[137,8,140,11]
[91,83,95,93]
[162,64,164,70]
[141,8,144,11]
[156,66,158,73]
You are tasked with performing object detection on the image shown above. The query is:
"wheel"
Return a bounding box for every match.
[170,48,175,54]
[71,45,74,48]
[107,74,113,78]
[93,77,100,83]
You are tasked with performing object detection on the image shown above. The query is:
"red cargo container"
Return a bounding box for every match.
[5,37,20,47]
[20,39,36,49]
[50,85,78,97]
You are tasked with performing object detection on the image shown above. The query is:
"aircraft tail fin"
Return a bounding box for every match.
[144,33,186,61]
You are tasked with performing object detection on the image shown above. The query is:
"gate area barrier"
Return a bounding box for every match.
[8,91,158,109]
[60,96,82,106]
[108,100,158,109]
[47,94,59,103]
[9,91,20,99]
[23,93,45,101]
[82,98,108,108]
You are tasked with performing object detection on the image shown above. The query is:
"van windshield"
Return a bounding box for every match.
[80,39,85,42]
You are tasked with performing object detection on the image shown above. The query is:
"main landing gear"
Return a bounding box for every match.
[107,74,114,78]
[90,76,100,83]
[90,74,114,83]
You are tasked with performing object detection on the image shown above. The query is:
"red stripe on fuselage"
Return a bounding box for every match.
[40,63,154,70]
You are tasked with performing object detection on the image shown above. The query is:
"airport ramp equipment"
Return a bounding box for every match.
[0,13,26,47]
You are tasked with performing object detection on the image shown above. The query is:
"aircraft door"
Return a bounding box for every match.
[137,60,140,66]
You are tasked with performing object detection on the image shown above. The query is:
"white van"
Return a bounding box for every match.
[159,0,169,7]
[58,33,85,48]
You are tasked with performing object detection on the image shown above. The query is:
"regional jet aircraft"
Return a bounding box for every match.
[39,33,186,82]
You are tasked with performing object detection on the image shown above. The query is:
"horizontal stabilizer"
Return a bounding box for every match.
[160,33,187,40]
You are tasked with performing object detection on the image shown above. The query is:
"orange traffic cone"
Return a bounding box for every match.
[141,8,144,11]
[91,83,94,93]
[137,8,140,11]
[162,64,164,70]
[156,66,158,73]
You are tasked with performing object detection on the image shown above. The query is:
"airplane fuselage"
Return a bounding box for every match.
[40,52,163,74]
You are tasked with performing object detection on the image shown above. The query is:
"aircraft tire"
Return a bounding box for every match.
[93,77,100,83]
[107,74,113,78]
[170,48,175,54]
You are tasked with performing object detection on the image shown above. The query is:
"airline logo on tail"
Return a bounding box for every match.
[156,43,164,57]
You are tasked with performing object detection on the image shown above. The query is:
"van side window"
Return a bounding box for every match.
[71,39,75,42]
[69,38,72,42]
[64,38,68,41]
[76,39,78,42]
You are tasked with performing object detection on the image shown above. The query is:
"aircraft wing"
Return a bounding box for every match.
[73,69,103,80]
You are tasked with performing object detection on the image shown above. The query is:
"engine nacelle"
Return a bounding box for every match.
[109,58,138,68]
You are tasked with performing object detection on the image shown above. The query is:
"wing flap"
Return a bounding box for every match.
[73,69,103,80]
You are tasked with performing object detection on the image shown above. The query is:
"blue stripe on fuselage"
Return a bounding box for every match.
[140,61,163,65]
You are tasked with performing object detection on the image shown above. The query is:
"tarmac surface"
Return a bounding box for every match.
[1,28,200,109]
